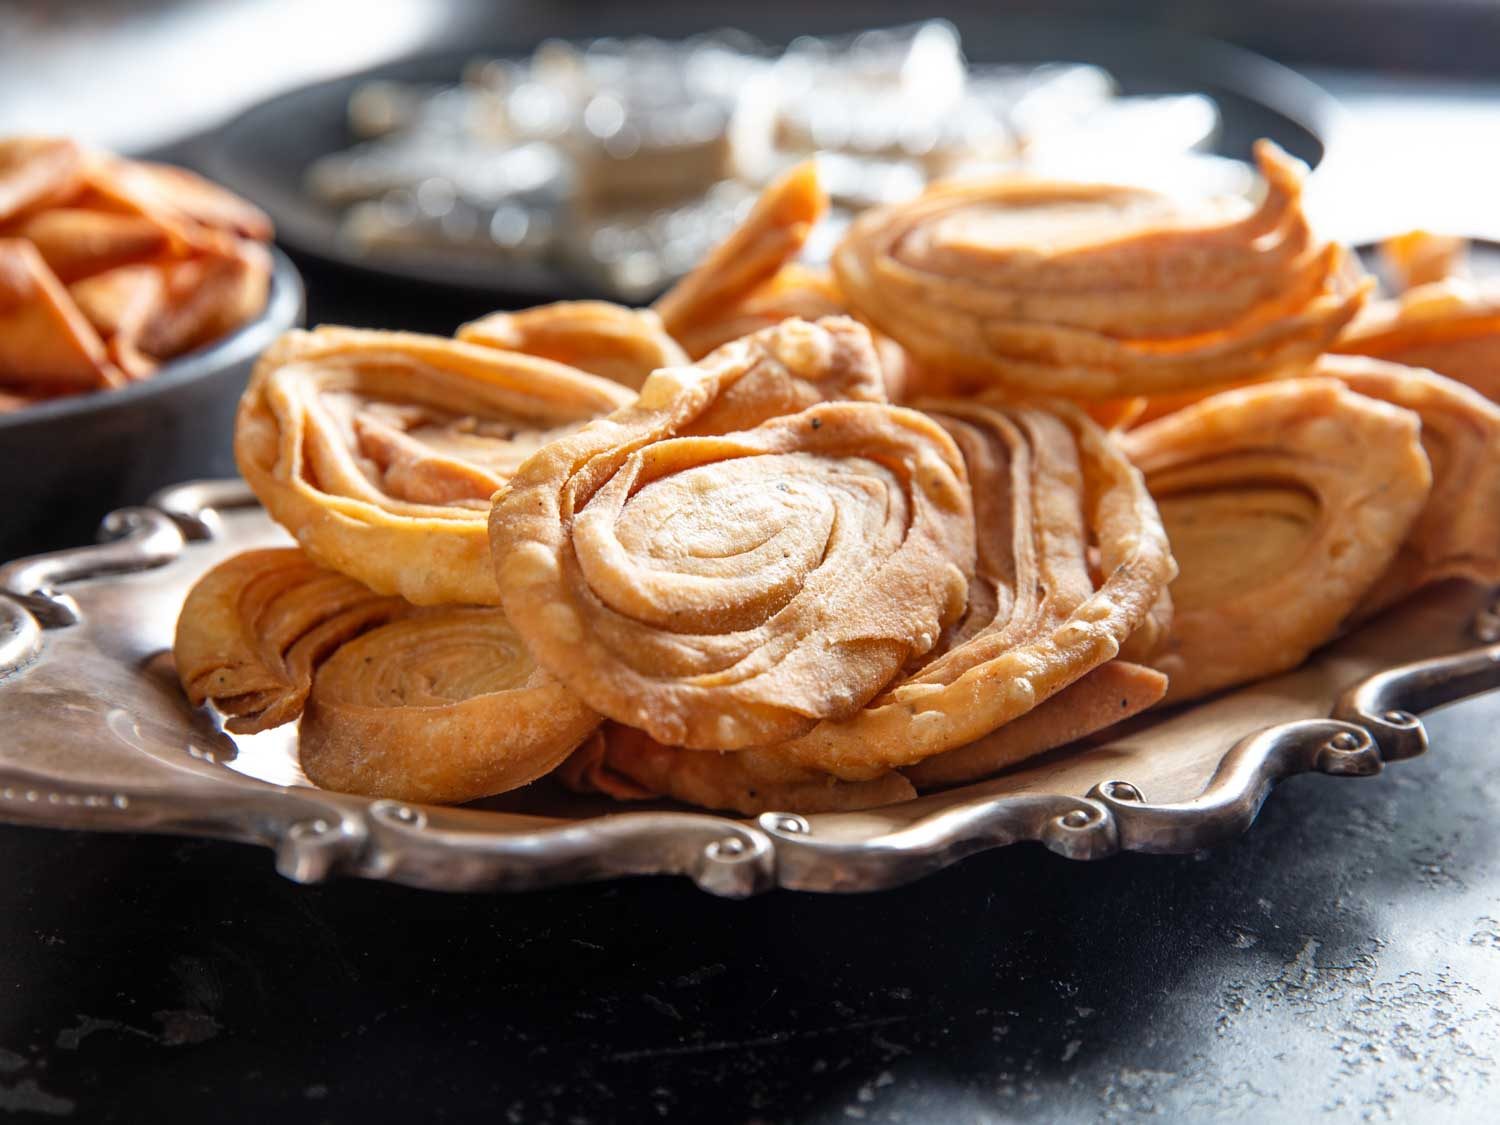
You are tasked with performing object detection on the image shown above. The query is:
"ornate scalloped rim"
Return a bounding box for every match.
[0,481,1494,897]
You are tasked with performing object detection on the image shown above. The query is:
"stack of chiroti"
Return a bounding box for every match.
[174,152,1500,814]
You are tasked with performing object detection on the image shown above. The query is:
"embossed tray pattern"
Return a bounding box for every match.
[1,481,1496,897]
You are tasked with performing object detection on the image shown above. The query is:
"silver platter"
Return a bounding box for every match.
[0,480,1496,897]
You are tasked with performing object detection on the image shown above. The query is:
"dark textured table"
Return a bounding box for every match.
[2,690,1497,1122]
[5,4,1500,1122]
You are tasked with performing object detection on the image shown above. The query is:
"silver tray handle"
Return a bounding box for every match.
[0,507,184,627]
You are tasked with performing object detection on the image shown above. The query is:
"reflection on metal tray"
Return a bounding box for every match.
[0,481,1493,897]
[196,19,1338,304]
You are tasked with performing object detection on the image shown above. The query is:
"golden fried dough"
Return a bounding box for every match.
[67,263,165,379]
[137,240,271,358]
[458,300,688,391]
[109,158,273,242]
[175,548,600,804]
[557,724,916,815]
[1335,278,1500,401]
[1379,230,1468,292]
[833,141,1367,398]
[174,548,407,733]
[0,137,85,223]
[236,327,635,605]
[903,661,1167,788]
[490,316,974,750]
[301,608,599,804]
[654,161,826,343]
[1124,379,1432,703]
[669,264,846,360]
[0,237,121,388]
[0,137,274,405]
[13,206,172,282]
[1316,355,1500,615]
[765,398,1175,780]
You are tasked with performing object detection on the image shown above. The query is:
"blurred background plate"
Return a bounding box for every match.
[192,18,1339,308]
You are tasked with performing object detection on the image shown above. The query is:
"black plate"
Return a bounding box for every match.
[193,18,1341,304]
[0,248,304,559]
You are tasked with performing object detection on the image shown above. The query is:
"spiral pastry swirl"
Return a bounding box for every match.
[175,548,405,733]
[235,327,634,605]
[174,548,599,803]
[490,317,974,750]
[301,608,597,803]
[764,398,1175,781]
[1123,378,1432,703]
[833,141,1368,398]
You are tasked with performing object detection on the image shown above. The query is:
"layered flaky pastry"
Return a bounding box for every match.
[235,327,634,605]
[174,548,599,804]
[301,608,597,803]
[760,398,1175,780]
[653,161,827,347]
[1335,278,1500,402]
[833,141,1368,399]
[667,264,846,361]
[1315,356,1500,615]
[490,316,975,750]
[457,300,687,391]
[175,548,404,732]
[1123,379,1432,703]
[558,723,917,815]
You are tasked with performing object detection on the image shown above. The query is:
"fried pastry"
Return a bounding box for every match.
[670,262,919,402]
[1123,379,1432,703]
[1315,355,1500,615]
[236,327,635,605]
[1379,230,1467,292]
[833,141,1368,398]
[557,724,917,815]
[1335,278,1500,401]
[764,398,1175,780]
[902,661,1168,788]
[653,161,826,344]
[107,158,274,242]
[301,607,599,804]
[668,264,846,360]
[457,300,687,391]
[67,263,166,379]
[0,237,121,388]
[0,137,85,222]
[175,548,407,733]
[0,136,275,405]
[490,316,974,750]
[175,548,600,804]
[136,240,272,358]
[12,206,172,282]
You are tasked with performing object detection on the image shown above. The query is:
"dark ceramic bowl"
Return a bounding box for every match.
[0,247,303,558]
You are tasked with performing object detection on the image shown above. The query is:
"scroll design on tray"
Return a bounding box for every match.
[0,595,41,679]
[0,506,183,626]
